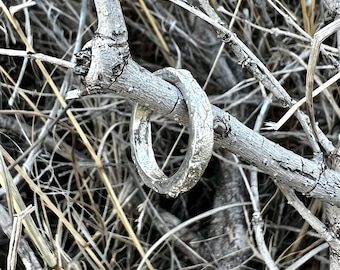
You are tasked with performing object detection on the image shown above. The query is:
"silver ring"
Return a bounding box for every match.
[130,67,214,197]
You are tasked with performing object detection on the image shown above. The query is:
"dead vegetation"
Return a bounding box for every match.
[0,0,340,269]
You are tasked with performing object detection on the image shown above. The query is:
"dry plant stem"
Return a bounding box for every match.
[72,0,88,63]
[249,94,278,269]
[168,0,321,159]
[285,242,329,270]
[226,154,262,269]
[78,1,340,250]
[252,212,278,270]
[326,206,340,269]
[0,114,89,163]
[0,80,76,198]
[84,1,155,269]
[133,175,210,266]
[253,0,274,28]
[0,152,57,268]
[217,6,310,42]
[1,2,151,269]
[167,0,286,102]
[326,134,340,269]
[9,106,66,187]
[266,48,340,133]
[83,0,335,208]
[83,54,340,206]
[280,185,340,269]
[266,0,311,40]
[0,49,75,69]
[0,1,80,199]
[156,209,210,265]
[8,0,32,106]
[0,0,87,199]
[138,0,175,66]
[278,182,340,268]
[136,202,251,270]
[8,205,35,270]
[306,18,340,143]
[198,0,223,24]
[9,55,29,107]
[0,204,42,270]
[278,185,334,239]
[288,199,323,255]
[0,146,106,269]
[200,0,241,90]
[202,42,225,91]
[306,13,340,269]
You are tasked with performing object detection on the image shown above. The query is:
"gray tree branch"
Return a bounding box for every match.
[80,0,340,206]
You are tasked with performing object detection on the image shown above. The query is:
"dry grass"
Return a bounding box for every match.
[0,0,338,269]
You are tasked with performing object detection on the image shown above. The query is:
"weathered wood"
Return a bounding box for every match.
[79,0,340,207]
[81,54,340,206]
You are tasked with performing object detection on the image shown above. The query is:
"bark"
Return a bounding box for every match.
[79,0,340,206]
[81,56,340,206]
[76,0,340,268]
[326,145,340,269]
[320,2,340,268]
[205,151,251,269]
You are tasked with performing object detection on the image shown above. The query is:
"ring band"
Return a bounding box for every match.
[130,67,214,197]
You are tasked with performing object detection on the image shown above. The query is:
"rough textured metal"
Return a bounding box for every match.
[130,67,214,197]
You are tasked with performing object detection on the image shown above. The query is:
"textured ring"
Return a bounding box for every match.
[130,67,214,197]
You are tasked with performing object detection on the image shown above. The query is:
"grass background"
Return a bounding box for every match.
[0,0,337,269]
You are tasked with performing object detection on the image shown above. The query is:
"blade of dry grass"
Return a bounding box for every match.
[137,202,251,270]
[0,204,43,270]
[0,145,106,269]
[0,2,153,269]
[0,151,57,268]
[138,0,175,66]
[7,204,35,270]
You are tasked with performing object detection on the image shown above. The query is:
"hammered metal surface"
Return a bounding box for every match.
[130,67,214,197]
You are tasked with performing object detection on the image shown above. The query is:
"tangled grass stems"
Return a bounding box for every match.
[0,0,339,269]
